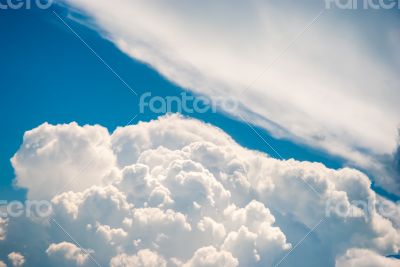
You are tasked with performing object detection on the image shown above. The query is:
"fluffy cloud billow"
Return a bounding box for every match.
[1,115,400,266]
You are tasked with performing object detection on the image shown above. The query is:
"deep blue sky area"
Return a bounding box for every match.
[1,5,394,202]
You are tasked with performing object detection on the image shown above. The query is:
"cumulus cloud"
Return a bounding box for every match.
[3,115,400,266]
[183,246,238,267]
[0,261,6,267]
[336,248,400,267]
[0,218,7,241]
[11,122,115,199]
[110,250,166,267]
[46,242,91,266]
[57,0,400,193]
[7,252,24,267]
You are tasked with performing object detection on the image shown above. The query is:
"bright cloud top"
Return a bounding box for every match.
[8,252,25,267]
[2,115,399,266]
[58,0,400,193]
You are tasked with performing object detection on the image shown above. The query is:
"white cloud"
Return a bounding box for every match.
[46,242,91,266]
[336,248,400,267]
[4,115,400,266]
[0,218,7,241]
[11,122,115,199]
[110,250,167,267]
[183,246,238,267]
[95,223,127,243]
[197,217,226,244]
[7,252,24,267]
[0,261,6,267]
[58,0,400,193]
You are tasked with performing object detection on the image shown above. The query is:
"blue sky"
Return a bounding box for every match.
[1,2,400,267]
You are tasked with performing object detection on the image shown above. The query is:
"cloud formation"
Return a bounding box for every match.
[336,248,400,267]
[58,0,400,193]
[8,252,25,267]
[0,219,7,241]
[110,250,167,267]
[46,242,91,266]
[2,115,400,266]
